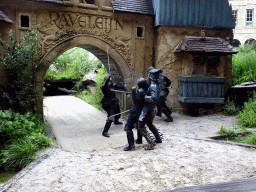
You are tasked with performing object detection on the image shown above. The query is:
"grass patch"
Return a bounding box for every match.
[232,44,256,85]
[0,110,53,175]
[0,170,17,184]
[223,101,240,116]
[239,95,256,127]
[233,131,256,145]
[76,91,102,110]
[217,125,238,137]
[217,124,256,145]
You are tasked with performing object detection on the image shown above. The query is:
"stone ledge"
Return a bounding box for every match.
[78,3,98,10]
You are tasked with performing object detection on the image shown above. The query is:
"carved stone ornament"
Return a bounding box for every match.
[39,28,133,68]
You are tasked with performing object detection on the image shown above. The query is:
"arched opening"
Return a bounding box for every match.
[37,35,133,116]
[232,39,241,47]
[245,38,256,45]
[43,47,104,98]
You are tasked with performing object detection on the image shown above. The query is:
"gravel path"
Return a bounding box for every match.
[1,109,256,192]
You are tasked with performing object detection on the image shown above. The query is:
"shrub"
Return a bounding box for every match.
[0,110,46,142]
[0,29,47,114]
[239,95,256,127]
[1,137,38,170]
[232,44,256,85]
[223,101,239,116]
[45,47,102,81]
[0,110,52,170]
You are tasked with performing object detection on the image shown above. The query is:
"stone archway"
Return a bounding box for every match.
[232,39,241,47]
[37,35,134,117]
[245,38,256,45]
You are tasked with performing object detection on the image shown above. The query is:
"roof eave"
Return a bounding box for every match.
[0,10,14,24]
[174,50,238,54]
[24,0,64,5]
[113,9,155,16]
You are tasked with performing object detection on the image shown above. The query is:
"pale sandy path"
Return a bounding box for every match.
[43,96,240,152]
[43,96,128,152]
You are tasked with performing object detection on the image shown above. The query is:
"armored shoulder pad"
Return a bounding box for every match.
[149,83,157,89]
[137,88,146,94]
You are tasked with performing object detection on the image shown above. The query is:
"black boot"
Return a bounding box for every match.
[124,145,135,151]
[138,121,155,150]
[162,108,173,122]
[114,120,123,125]
[148,125,162,143]
[135,130,143,144]
[102,120,112,137]
[126,129,135,147]
[156,103,162,117]
[156,111,162,117]
[102,132,110,137]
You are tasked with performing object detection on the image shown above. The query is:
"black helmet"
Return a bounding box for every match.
[147,66,155,73]
[104,76,112,81]
[149,69,162,81]
[137,78,148,89]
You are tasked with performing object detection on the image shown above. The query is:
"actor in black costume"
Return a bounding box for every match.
[158,70,173,122]
[148,67,173,122]
[136,69,162,150]
[100,75,130,137]
[123,78,148,151]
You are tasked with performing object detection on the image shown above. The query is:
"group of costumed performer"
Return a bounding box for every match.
[100,67,172,151]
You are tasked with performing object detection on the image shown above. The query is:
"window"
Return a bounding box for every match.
[19,13,31,29]
[232,10,238,27]
[136,27,144,38]
[192,55,219,76]
[80,0,95,4]
[246,9,254,27]
[21,16,29,28]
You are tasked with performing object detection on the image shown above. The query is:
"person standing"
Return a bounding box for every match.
[136,69,162,150]
[123,78,148,151]
[158,70,173,122]
[147,67,173,122]
[100,75,130,137]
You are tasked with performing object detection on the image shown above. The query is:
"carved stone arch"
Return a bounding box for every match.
[37,35,133,116]
[39,35,133,83]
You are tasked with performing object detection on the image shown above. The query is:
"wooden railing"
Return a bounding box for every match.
[179,76,226,104]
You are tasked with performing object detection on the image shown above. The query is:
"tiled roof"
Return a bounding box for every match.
[112,0,154,15]
[25,0,64,4]
[174,36,238,54]
[0,10,14,23]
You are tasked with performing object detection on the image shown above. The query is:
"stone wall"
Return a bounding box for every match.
[0,0,155,114]
[229,0,256,44]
